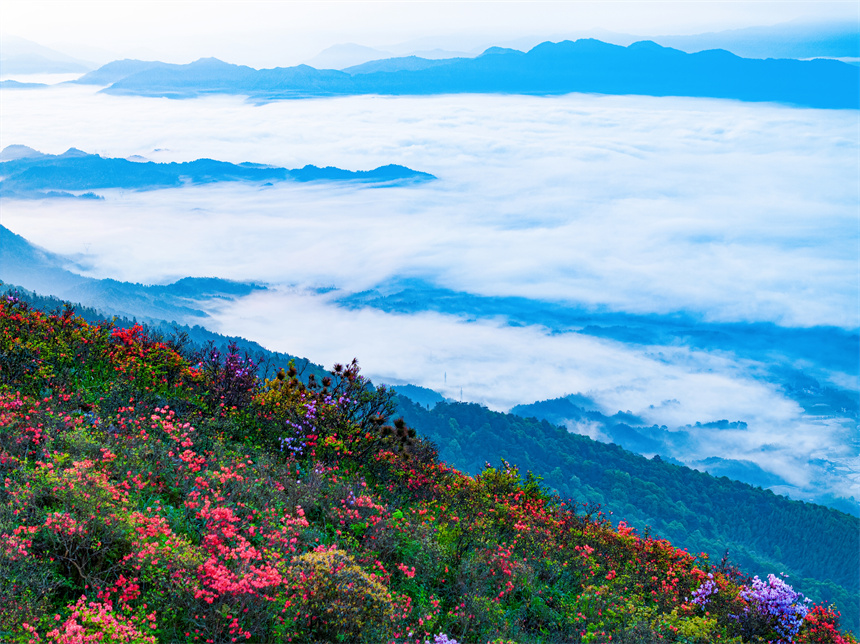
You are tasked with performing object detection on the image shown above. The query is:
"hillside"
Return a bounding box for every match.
[0,291,856,642]
[393,397,860,634]
[0,225,269,326]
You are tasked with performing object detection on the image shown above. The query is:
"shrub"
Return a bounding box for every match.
[730,574,810,642]
[285,546,397,642]
[23,596,156,644]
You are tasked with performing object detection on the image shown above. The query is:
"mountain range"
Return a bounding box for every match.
[4,19,858,75]
[315,21,860,70]
[0,145,435,199]
[69,39,859,109]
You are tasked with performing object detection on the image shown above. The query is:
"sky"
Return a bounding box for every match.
[2,0,859,67]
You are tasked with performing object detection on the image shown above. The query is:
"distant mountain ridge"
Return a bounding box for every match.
[73,59,175,86]
[653,19,860,61]
[0,146,435,199]
[0,224,265,324]
[0,34,96,75]
[82,39,860,108]
[342,55,469,74]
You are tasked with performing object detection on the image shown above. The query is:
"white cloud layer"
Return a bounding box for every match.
[202,287,857,498]
[0,85,857,500]
[1,87,857,329]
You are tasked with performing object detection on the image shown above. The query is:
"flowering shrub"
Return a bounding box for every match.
[800,605,854,644]
[195,342,258,412]
[733,574,810,643]
[285,546,398,641]
[23,596,156,644]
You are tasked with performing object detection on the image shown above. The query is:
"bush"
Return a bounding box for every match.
[285,546,398,642]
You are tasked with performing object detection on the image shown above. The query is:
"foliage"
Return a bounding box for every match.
[733,574,810,642]
[393,395,860,634]
[285,546,398,641]
[0,293,855,644]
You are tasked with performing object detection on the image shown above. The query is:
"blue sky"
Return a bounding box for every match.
[2,0,858,67]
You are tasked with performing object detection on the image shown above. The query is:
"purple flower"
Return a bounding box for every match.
[739,574,809,642]
[425,635,460,644]
[278,435,305,456]
[691,573,718,607]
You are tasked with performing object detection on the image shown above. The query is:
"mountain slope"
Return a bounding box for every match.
[0,293,855,642]
[1,218,857,635]
[392,395,860,634]
[0,34,95,74]
[3,278,857,635]
[0,224,264,323]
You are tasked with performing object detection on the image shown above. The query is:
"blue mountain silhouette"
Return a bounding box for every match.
[92,39,859,109]
[0,148,435,198]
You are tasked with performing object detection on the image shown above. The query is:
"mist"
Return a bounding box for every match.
[2,87,856,328]
[202,286,858,500]
[1,83,857,501]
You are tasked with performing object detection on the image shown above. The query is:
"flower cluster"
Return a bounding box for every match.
[425,634,461,644]
[691,573,719,607]
[23,596,157,644]
[196,342,259,411]
[738,574,811,642]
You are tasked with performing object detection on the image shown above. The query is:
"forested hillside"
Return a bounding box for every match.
[394,398,860,634]
[0,287,856,642]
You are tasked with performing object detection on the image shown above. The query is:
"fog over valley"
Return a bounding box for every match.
[1,83,857,507]
[2,88,856,324]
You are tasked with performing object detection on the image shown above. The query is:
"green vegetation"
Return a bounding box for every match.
[0,289,856,643]
[395,397,860,635]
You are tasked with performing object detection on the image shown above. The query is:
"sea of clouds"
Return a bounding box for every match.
[1,83,857,501]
